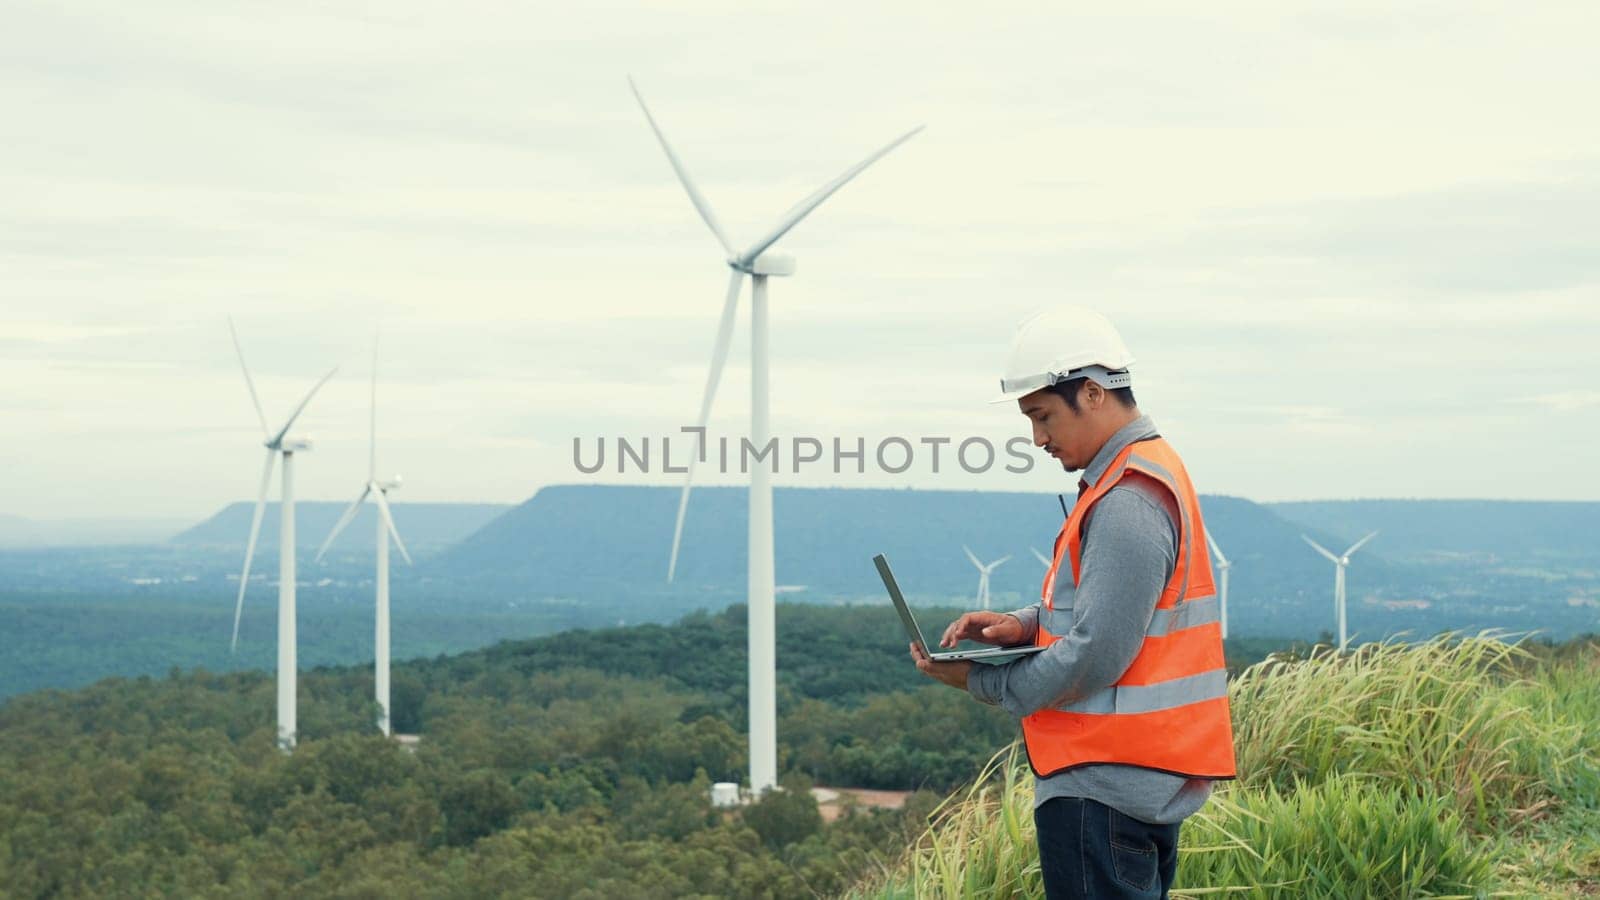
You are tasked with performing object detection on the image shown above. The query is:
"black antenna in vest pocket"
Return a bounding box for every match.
[1058,494,1069,519]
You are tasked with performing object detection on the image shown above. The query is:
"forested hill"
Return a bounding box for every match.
[0,603,1063,897]
[2,596,1584,897]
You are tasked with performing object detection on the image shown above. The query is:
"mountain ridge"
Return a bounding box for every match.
[170,502,511,552]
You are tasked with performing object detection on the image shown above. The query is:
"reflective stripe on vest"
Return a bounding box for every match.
[1038,593,1219,638]
[1055,667,1229,715]
[1023,435,1237,781]
[1126,453,1196,601]
[1039,451,1198,607]
[1145,594,1219,636]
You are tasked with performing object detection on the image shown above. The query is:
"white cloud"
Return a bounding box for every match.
[1527,391,1600,412]
[3,0,1599,518]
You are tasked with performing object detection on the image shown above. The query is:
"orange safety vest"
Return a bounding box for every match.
[1023,435,1237,780]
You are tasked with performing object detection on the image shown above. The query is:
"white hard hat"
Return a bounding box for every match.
[990,307,1135,404]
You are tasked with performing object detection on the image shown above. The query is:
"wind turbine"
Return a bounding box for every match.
[630,77,919,796]
[963,546,1011,611]
[1301,531,1379,652]
[227,318,338,751]
[1205,531,1231,640]
[1030,547,1052,568]
[315,332,413,737]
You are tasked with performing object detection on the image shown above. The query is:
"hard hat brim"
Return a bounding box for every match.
[988,365,1132,405]
[988,386,1038,405]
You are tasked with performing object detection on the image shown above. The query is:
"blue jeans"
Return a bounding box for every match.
[1034,797,1180,899]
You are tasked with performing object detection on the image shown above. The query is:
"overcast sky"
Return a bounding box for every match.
[4,1,1597,522]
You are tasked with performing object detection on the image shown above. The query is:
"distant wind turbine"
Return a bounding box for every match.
[315,331,413,737]
[1205,531,1231,640]
[1030,547,1051,568]
[227,318,338,751]
[630,76,920,796]
[963,546,1011,611]
[1302,531,1379,652]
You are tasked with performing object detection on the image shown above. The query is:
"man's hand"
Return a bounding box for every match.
[910,642,973,690]
[939,611,1026,649]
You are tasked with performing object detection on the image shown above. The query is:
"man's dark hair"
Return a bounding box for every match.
[1047,377,1136,412]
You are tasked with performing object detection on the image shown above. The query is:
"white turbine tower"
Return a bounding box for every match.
[227,319,337,751]
[1205,531,1231,640]
[1302,531,1379,652]
[631,78,919,796]
[963,546,1011,611]
[315,333,413,736]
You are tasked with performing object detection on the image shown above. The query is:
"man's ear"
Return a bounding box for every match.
[1084,381,1104,410]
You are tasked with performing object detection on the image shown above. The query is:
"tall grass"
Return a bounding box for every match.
[1502,655,1600,805]
[851,634,1600,899]
[1177,778,1494,897]
[1229,635,1564,828]
[858,748,1040,900]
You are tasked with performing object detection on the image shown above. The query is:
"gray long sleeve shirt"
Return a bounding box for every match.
[967,415,1212,824]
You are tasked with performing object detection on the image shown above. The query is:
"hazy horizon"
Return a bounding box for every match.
[4,488,1597,551]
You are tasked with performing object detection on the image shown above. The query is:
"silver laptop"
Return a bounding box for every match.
[873,553,1044,664]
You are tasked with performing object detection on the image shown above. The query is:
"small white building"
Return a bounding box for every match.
[710,782,742,808]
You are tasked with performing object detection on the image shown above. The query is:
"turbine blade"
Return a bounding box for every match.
[991,556,1011,570]
[316,485,371,563]
[692,270,744,443]
[628,76,736,258]
[228,317,270,437]
[1344,530,1380,558]
[369,327,379,481]
[1301,534,1339,564]
[232,449,276,652]
[667,270,744,582]
[269,366,339,447]
[737,125,922,267]
[1030,547,1051,567]
[1206,530,1229,567]
[963,545,982,569]
[665,477,694,584]
[372,488,413,566]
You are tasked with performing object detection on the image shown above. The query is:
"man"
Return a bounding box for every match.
[911,307,1235,899]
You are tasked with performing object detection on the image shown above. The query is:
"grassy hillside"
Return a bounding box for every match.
[855,635,1600,898]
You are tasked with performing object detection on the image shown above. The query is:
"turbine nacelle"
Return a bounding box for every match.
[730,252,796,277]
[269,437,313,452]
[378,475,403,491]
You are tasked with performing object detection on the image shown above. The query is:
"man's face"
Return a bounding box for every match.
[1019,388,1092,472]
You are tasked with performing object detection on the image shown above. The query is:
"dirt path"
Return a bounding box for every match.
[811,786,913,823]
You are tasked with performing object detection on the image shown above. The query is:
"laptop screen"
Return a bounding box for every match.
[873,553,932,654]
